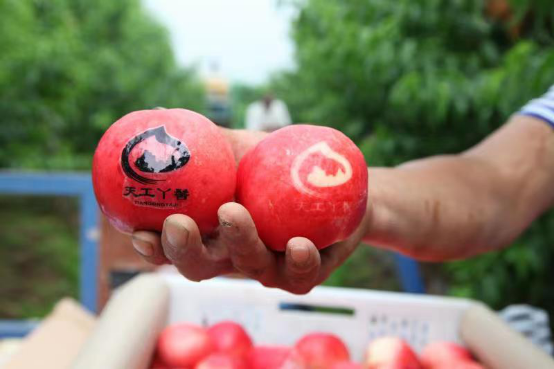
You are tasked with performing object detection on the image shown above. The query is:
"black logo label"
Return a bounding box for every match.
[121,126,190,185]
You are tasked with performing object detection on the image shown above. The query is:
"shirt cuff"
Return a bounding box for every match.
[518,96,554,129]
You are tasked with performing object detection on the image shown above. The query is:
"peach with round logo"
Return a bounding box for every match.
[236,125,368,251]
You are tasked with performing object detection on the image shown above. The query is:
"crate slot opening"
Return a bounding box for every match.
[279,303,355,316]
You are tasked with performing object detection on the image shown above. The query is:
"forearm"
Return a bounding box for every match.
[364,116,554,261]
[365,157,513,261]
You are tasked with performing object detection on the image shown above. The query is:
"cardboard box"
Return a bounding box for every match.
[73,273,554,369]
[3,298,96,369]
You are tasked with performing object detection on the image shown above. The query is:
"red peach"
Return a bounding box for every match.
[157,323,213,367]
[365,337,422,369]
[420,342,474,369]
[207,321,253,359]
[294,332,350,369]
[247,345,291,369]
[237,125,368,251]
[195,352,248,369]
[331,361,364,369]
[93,109,236,234]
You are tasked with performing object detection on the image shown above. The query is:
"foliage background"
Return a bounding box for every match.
[0,0,204,170]
[270,0,554,321]
[0,0,553,324]
[0,0,205,317]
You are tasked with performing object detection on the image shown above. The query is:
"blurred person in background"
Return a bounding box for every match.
[245,92,292,132]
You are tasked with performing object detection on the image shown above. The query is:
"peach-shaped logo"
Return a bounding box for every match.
[291,142,353,196]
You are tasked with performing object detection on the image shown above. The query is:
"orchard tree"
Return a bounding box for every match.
[272,0,554,320]
[0,0,205,169]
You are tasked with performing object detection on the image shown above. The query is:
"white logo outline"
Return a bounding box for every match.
[291,141,353,197]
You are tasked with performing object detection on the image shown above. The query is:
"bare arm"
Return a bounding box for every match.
[365,116,554,261]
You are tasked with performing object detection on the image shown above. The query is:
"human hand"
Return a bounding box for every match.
[129,127,369,294]
[131,201,369,294]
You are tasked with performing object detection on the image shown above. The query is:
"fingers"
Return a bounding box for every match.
[131,202,358,295]
[161,214,233,281]
[131,231,169,265]
[282,237,321,294]
[217,203,277,284]
[320,234,363,274]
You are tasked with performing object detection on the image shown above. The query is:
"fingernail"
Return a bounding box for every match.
[291,245,310,265]
[132,235,153,257]
[218,215,233,228]
[164,218,186,248]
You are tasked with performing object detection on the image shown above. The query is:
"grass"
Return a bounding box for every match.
[0,196,79,319]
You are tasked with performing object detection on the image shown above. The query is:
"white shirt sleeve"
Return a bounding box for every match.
[277,100,292,127]
[245,100,292,131]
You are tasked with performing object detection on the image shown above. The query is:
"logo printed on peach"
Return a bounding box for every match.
[291,142,353,196]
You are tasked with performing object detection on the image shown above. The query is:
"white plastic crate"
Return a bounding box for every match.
[164,274,473,362]
[73,273,554,369]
